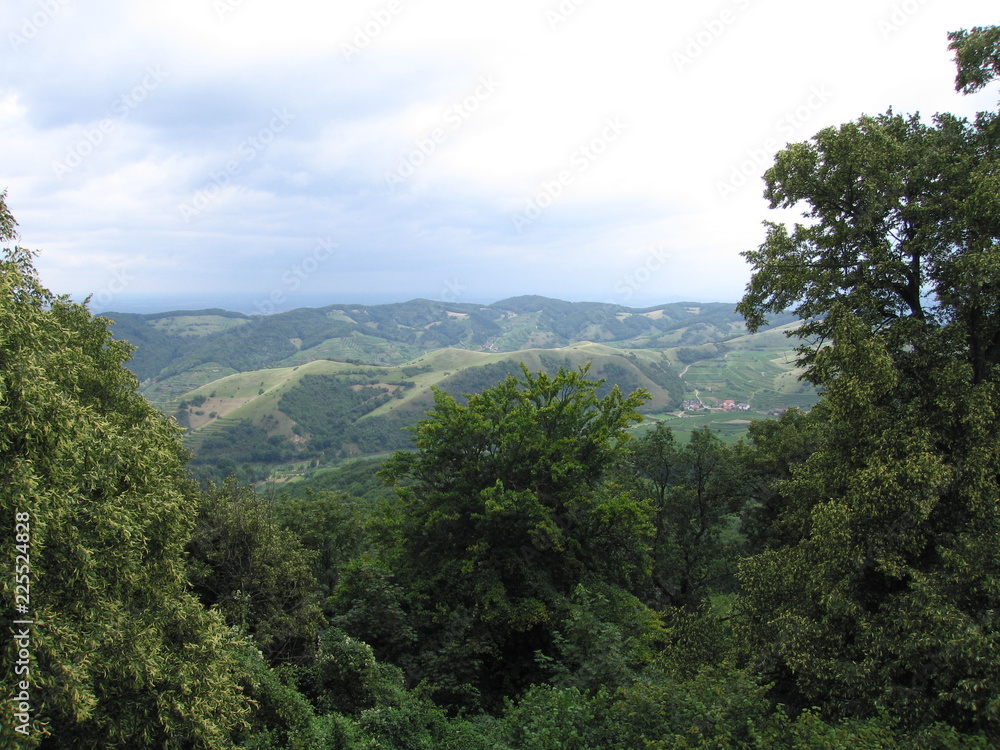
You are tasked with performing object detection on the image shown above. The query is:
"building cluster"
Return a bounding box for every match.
[681,398,752,412]
[721,400,751,412]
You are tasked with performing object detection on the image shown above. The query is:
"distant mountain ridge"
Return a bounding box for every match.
[100,296,810,484]
[103,295,784,383]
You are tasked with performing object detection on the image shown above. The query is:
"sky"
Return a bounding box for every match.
[2,0,997,314]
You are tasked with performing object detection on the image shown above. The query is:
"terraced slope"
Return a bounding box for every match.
[102,296,814,481]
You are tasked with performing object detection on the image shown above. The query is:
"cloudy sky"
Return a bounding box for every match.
[2,0,997,314]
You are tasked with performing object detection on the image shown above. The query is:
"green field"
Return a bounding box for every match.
[638,412,758,444]
[120,300,817,480]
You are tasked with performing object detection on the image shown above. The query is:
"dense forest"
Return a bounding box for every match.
[3,26,1000,748]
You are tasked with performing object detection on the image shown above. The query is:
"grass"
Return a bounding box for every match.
[277,332,425,367]
[139,363,241,410]
[149,315,250,337]
[638,413,757,445]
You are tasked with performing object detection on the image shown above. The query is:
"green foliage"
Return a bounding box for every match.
[192,421,299,476]
[539,584,667,694]
[732,408,825,554]
[279,374,395,451]
[949,26,1000,95]
[626,424,743,609]
[273,490,369,600]
[736,106,1000,387]
[675,343,725,365]
[329,560,417,665]
[235,644,349,750]
[283,458,395,504]
[297,627,403,716]
[0,204,249,747]
[500,685,614,749]
[378,364,651,708]
[187,478,325,665]
[733,31,1000,741]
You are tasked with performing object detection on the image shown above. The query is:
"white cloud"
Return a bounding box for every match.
[3,0,998,311]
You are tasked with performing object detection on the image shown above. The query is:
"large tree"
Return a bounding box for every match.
[736,106,1000,385]
[0,194,250,748]
[733,30,1000,737]
[628,423,741,610]
[376,364,651,708]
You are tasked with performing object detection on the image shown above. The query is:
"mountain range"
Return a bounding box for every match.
[102,295,815,483]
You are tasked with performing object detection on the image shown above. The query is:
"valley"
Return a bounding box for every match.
[104,295,818,484]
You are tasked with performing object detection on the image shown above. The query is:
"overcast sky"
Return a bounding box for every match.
[2,0,997,314]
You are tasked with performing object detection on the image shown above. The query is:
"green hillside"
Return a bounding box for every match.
[100,297,815,483]
[105,297,798,386]
[170,344,692,483]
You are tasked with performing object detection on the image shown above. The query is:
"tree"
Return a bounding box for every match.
[628,424,741,609]
[186,478,325,665]
[739,110,998,381]
[377,364,650,708]
[949,26,1000,97]
[0,194,250,748]
[272,488,369,604]
[732,32,1000,738]
[733,408,825,554]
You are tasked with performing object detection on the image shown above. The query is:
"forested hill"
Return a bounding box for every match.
[103,296,787,382]
[99,296,813,485]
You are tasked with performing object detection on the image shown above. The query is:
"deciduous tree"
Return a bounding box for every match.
[733,32,1000,737]
[0,194,249,748]
[378,364,650,707]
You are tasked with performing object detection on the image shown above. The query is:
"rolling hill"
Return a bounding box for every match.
[101,296,814,483]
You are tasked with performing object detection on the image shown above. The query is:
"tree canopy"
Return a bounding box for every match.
[376,364,651,707]
[0,193,250,748]
[736,106,1000,385]
[732,26,1000,737]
